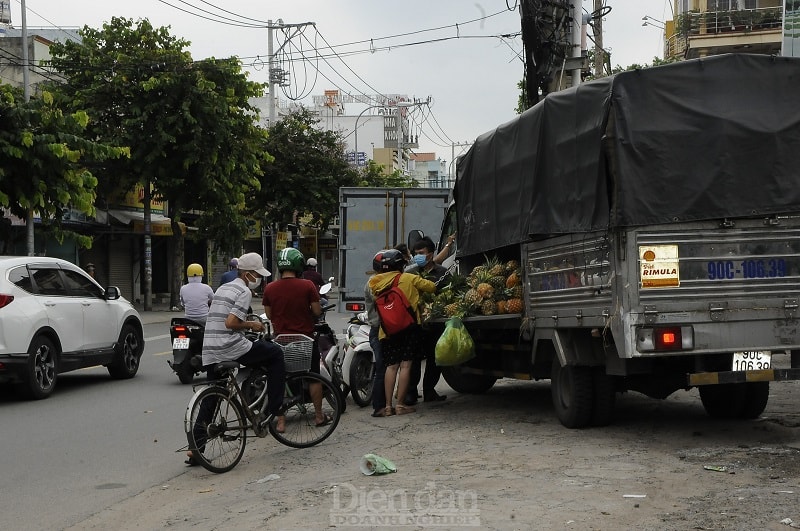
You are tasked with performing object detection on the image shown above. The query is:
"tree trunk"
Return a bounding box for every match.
[170,207,184,310]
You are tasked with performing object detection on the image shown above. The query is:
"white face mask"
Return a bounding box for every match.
[245,272,261,289]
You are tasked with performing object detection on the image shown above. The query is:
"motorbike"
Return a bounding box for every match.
[320,311,375,408]
[168,318,205,384]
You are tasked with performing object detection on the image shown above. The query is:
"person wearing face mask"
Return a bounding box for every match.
[405,237,449,404]
[188,252,284,466]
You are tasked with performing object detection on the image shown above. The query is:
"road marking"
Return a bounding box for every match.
[153,351,171,357]
[146,334,171,341]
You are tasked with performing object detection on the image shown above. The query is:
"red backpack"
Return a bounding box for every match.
[375,274,417,336]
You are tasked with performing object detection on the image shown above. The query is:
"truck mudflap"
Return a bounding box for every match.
[689,368,800,386]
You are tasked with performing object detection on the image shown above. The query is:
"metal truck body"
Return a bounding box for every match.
[338,187,449,313]
[435,54,800,427]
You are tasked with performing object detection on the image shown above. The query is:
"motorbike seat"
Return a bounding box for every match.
[212,361,240,372]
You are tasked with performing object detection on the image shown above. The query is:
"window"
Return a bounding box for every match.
[62,269,104,298]
[9,266,33,293]
[31,268,67,296]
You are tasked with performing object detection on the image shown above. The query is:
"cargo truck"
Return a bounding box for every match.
[431,54,800,428]
[338,187,450,313]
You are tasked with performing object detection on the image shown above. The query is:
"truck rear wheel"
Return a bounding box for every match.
[740,382,769,419]
[441,366,497,394]
[551,358,593,429]
[699,383,747,418]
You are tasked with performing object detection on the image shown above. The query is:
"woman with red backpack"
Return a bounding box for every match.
[367,249,436,416]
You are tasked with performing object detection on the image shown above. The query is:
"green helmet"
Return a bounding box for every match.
[277,247,305,274]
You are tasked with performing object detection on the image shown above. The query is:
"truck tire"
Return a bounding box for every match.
[699,383,747,419]
[551,358,593,429]
[591,367,616,427]
[441,366,497,394]
[739,382,769,419]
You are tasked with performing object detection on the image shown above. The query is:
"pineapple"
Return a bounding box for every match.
[496,300,507,314]
[506,298,524,314]
[485,255,505,277]
[505,259,520,273]
[444,302,460,317]
[480,298,498,315]
[507,285,523,299]
[506,270,521,288]
[488,275,506,292]
[476,282,495,300]
[464,288,482,306]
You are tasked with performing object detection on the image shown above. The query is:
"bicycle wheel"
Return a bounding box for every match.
[185,386,248,473]
[269,372,341,448]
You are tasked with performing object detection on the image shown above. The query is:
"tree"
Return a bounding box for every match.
[357,160,418,188]
[47,17,270,307]
[251,108,359,231]
[0,85,128,251]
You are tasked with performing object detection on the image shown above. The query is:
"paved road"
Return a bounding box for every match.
[0,307,351,530]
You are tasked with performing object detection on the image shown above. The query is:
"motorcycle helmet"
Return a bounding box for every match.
[306,257,318,267]
[186,263,204,278]
[277,247,305,274]
[372,249,405,272]
[228,258,238,269]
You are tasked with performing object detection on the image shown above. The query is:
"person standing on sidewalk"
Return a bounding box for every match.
[406,236,448,404]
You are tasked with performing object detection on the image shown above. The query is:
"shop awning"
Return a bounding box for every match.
[101,209,186,236]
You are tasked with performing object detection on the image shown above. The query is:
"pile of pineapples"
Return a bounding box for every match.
[420,256,524,321]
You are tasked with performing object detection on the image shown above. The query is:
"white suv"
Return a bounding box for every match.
[0,256,144,399]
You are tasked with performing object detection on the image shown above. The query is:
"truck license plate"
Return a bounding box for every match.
[732,351,771,371]
[172,338,190,349]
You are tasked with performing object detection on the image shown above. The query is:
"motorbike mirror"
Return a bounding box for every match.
[320,282,332,295]
[407,230,424,250]
[328,276,334,283]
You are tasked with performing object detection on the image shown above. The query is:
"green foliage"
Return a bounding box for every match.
[0,84,127,246]
[47,16,270,255]
[252,107,360,231]
[356,160,418,188]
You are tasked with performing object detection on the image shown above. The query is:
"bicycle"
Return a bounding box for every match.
[183,325,342,474]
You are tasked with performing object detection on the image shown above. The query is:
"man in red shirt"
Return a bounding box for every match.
[262,248,330,429]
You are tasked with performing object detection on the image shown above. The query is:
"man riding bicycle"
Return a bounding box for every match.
[186,252,285,465]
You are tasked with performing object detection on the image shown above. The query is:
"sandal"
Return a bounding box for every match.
[185,452,199,466]
[395,404,416,415]
[315,413,334,427]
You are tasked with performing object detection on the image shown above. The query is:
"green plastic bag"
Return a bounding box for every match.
[435,317,476,366]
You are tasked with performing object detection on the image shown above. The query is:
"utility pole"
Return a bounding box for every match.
[593,0,604,77]
[267,20,314,128]
[21,0,34,256]
[450,141,472,187]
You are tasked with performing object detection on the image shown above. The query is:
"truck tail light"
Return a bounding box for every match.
[637,326,694,352]
[0,294,13,309]
[345,302,364,312]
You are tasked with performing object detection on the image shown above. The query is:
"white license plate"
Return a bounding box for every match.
[732,351,771,370]
[172,338,190,349]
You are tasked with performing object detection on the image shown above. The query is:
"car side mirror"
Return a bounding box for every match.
[105,286,121,300]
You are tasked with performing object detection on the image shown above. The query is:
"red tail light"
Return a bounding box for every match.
[345,303,364,312]
[173,325,188,338]
[655,327,682,350]
[0,294,13,309]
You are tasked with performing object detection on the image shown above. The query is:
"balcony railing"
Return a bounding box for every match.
[667,6,783,58]
[675,6,783,37]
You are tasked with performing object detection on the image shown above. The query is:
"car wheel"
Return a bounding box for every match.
[20,336,58,399]
[108,323,143,379]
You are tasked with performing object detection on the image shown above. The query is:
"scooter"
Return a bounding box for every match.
[321,311,375,408]
[168,318,205,384]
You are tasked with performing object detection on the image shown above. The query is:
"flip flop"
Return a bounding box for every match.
[185,454,199,466]
[315,413,333,427]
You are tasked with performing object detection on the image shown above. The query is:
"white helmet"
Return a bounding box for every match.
[306,257,318,267]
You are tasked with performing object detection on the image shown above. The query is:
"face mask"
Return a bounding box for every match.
[413,254,428,267]
[245,273,260,289]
